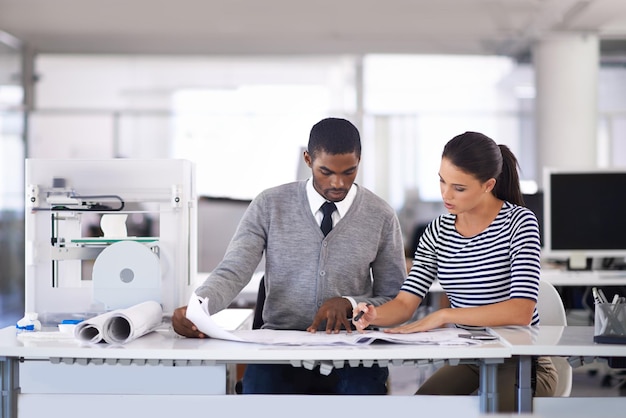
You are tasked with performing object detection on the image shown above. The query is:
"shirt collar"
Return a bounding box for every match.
[306,178,357,218]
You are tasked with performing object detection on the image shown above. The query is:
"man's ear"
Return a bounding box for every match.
[304,150,313,168]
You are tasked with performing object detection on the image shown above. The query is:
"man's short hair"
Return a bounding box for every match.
[307,117,361,160]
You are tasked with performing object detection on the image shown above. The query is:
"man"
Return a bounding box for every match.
[172,117,406,394]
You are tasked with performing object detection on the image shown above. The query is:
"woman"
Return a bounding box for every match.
[353,131,557,411]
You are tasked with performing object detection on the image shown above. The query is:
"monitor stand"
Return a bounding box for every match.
[566,254,592,271]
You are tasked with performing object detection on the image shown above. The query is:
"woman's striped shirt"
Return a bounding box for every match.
[401,201,542,329]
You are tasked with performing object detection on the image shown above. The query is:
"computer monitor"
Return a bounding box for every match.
[543,168,626,266]
[522,191,543,247]
[197,196,252,272]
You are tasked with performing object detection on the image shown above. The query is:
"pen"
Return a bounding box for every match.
[611,294,620,305]
[592,287,603,305]
[353,304,372,322]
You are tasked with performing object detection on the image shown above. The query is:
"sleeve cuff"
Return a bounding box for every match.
[342,296,357,310]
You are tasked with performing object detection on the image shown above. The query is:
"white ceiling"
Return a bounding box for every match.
[1,0,626,58]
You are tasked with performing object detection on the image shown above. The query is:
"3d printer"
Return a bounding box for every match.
[24,159,197,322]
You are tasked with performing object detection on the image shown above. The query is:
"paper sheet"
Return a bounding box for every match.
[74,300,163,344]
[232,328,479,346]
[186,294,246,342]
[186,293,480,346]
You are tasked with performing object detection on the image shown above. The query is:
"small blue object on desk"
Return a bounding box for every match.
[15,324,36,332]
[58,319,84,334]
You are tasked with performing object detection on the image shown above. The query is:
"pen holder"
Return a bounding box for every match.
[593,302,626,344]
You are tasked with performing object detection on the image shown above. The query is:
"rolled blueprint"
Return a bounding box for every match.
[102,300,163,344]
[74,310,118,343]
[74,300,163,344]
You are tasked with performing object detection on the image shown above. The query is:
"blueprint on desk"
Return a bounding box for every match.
[186,293,480,346]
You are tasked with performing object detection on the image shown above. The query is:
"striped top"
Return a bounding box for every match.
[401,201,542,329]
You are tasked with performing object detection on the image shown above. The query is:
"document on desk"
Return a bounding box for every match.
[186,294,480,346]
[186,294,247,342]
[234,328,480,346]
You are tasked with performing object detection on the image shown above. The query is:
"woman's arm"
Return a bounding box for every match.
[353,291,423,330]
[383,297,535,334]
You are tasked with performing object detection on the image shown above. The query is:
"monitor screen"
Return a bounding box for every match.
[522,192,543,247]
[197,196,264,274]
[543,169,626,260]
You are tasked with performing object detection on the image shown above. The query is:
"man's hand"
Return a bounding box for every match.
[306,297,353,334]
[171,306,207,338]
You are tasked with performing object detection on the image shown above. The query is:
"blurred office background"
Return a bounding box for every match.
[2,1,626,334]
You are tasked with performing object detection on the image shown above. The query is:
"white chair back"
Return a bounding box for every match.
[537,280,567,326]
[536,280,572,397]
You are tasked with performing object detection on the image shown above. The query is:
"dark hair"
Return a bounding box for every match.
[442,131,524,205]
[307,117,361,160]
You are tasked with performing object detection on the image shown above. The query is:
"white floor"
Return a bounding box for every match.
[570,362,624,397]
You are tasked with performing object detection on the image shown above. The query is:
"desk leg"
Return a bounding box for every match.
[478,358,500,413]
[516,355,533,413]
[1,356,19,418]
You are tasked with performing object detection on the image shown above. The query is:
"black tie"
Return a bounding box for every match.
[320,201,337,236]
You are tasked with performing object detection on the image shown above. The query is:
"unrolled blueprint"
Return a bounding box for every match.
[186,293,480,346]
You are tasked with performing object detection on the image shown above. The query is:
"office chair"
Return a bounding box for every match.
[252,276,266,330]
[235,276,265,394]
[536,280,573,397]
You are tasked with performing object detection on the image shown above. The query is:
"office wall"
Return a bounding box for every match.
[27,55,356,201]
[598,67,626,167]
[26,53,626,225]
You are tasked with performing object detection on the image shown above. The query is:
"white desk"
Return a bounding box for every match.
[1,324,510,418]
[1,308,253,418]
[539,270,626,319]
[541,268,626,286]
[491,325,626,416]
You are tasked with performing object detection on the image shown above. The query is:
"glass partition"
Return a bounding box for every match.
[0,36,25,327]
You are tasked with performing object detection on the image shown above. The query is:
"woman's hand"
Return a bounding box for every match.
[384,309,447,334]
[352,302,375,333]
